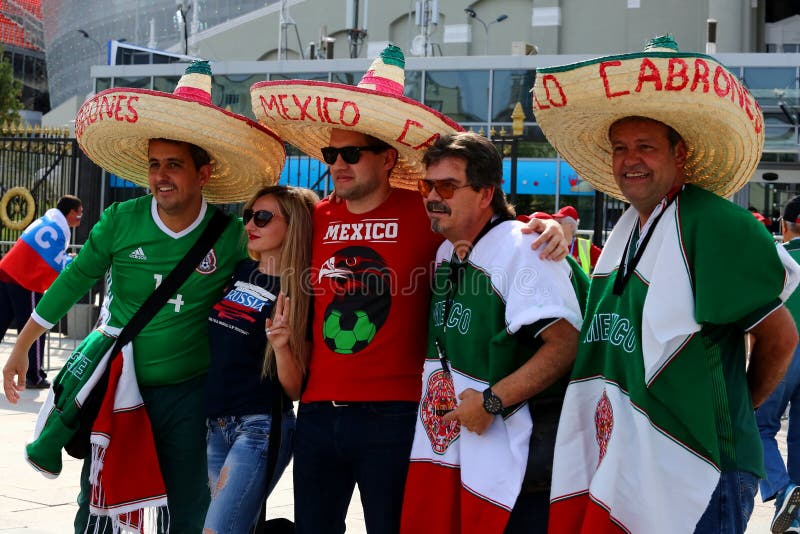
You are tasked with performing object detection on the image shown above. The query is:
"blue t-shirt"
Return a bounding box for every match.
[206,259,287,417]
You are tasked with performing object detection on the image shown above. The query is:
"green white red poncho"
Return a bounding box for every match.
[549,185,800,533]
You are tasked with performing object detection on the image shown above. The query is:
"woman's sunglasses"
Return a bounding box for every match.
[417,179,473,200]
[243,209,279,228]
[320,145,386,165]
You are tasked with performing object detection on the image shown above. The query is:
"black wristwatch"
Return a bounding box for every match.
[482,387,503,415]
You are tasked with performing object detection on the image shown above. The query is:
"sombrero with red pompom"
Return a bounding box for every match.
[250,44,463,190]
[75,61,286,203]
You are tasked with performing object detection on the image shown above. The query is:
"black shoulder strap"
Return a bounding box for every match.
[256,378,286,531]
[62,208,232,461]
[112,208,230,353]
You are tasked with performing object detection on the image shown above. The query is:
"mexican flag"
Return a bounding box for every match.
[401,359,532,534]
[549,378,721,533]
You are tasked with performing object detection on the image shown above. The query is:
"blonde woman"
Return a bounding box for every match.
[204,185,317,533]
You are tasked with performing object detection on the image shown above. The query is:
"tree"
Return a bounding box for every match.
[0,46,23,125]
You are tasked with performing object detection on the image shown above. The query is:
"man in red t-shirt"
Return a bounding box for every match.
[251,44,567,534]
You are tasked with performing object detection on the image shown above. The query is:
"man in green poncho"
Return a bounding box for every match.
[533,36,800,534]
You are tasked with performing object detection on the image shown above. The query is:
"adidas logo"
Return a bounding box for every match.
[129,247,147,260]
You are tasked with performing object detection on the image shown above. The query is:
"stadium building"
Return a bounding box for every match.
[41,0,800,223]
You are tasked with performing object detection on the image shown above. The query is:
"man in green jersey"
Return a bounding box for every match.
[533,36,800,534]
[2,62,285,532]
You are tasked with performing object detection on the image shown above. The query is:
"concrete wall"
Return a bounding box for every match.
[189,0,762,62]
[559,0,707,54]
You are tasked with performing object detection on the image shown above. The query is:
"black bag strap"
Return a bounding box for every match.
[62,208,232,461]
[256,379,290,533]
[110,208,230,354]
[265,380,285,486]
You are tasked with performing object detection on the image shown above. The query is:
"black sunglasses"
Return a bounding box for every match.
[417,179,473,200]
[243,209,279,228]
[321,145,386,165]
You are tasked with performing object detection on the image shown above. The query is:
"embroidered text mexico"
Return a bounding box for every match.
[323,219,399,243]
[584,312,637,353]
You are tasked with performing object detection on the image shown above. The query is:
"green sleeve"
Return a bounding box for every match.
[681,187,785,328]
[566,255,590,317]
[35,203,117,325]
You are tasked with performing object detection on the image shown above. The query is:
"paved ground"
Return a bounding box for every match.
[0,332,782,532]
[0,333,366,533]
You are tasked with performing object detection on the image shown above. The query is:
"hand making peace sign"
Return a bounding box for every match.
[265,292,290,352]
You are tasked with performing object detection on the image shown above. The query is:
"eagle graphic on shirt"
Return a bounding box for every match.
[318,246,391,354]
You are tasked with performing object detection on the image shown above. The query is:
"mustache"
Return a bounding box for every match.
[426,201,451,215]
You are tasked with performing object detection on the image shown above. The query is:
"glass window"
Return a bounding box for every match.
[405,71,422,102]
[492,69,536,123]
[117,48,156,66]
[424,70,489,123]
[331,71,361,86]
[269,72,328,82]
[743,67,798,107]
[764,125,798,150]
[213,74,262,119]
[152,54,174,64]
[95,78,112,92]
[761,152,800,163]
[112,76,150,90]
[153,76,180,93]
[763,111,799,150]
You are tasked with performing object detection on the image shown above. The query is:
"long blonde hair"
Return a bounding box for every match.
[243,185,318,378]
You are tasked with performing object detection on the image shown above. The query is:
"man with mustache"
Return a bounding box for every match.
[400,131,582,534]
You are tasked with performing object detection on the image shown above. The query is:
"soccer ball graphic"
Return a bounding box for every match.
[323,309,377,354]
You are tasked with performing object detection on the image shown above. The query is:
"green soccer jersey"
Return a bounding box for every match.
[35,196,247,386]
[783,239,800,323]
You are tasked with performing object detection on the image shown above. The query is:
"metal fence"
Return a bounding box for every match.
[0,125,101,361]
[0,128,329,363]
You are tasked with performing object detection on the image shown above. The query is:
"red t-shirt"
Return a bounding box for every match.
[303,188,442,402]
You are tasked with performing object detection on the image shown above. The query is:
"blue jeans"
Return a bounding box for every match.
[204,411,296,533]
[756,344,800,501]
[694,471,759,533]
[293,401,418,534]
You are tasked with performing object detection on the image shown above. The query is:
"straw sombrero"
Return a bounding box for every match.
[75,61,286,203]
[250,44,463,190]
[532,35,764,200]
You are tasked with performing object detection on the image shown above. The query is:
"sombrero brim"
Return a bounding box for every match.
[75,88,286,203]
[250,80,463,190]
[532,51,764,200]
